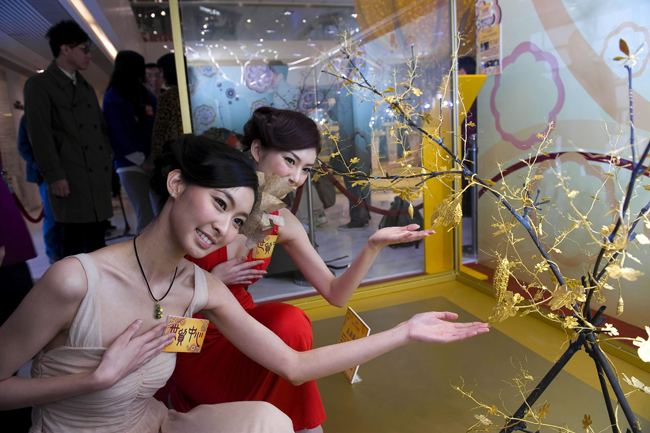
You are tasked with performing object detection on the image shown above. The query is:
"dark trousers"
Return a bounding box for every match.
[0,263,33,431]
[0,262,33,326]
[60,221,107,257]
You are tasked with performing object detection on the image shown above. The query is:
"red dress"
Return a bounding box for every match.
[163,215,326,431]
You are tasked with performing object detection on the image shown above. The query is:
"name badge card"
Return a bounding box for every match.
[338,307,371,384]
[163,315,209,353]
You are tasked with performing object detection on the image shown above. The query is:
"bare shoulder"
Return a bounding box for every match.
[200,267,235,310]
[37,256,89,305]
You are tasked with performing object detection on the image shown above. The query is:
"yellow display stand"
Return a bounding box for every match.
[423,74,486,274]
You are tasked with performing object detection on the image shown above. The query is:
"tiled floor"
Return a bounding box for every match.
[25,190,427,303]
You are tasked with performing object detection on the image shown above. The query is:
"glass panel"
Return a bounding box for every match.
[166,0,456,301]
[466,1,650,333]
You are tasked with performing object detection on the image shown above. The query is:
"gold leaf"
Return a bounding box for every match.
[582,414,592,429]
[607,264,644,281]
[408,202,414,219]
[474,414,492,426]
[620,38,630,56]
[493,258,511,302]
[636,233,650,245]
[411,87,423,96]
[537,402,550,419]
[483,179,496,186]
[567,190,579,199]
[349,157,360,164]
[563,316,579,329]
[549,285,586,311]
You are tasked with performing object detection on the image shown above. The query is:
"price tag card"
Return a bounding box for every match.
[338,307,371,383]
[162,315,209,353]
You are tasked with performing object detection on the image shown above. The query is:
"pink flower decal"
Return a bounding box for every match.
[245,65,277,93]
[491,42,565,150]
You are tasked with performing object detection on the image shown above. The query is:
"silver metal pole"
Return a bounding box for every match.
[449,0,460,272]
[306,174,316,248]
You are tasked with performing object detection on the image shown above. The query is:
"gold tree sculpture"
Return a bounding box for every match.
[319,31,649,433]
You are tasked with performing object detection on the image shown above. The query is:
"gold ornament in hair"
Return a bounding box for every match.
[239,172,295,249]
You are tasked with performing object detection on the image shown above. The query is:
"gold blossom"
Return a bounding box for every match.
[632,326,650,363]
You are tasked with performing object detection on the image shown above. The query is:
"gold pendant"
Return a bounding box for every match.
[155,303,163,319]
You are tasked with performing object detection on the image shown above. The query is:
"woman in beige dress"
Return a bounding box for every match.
[0,135,489,432]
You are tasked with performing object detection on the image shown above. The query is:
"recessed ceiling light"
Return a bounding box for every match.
[247,19,251,23]
[351,13,358,18]
[151,13,155,18]
[260,38,263,42]
[302,19,306,23]
[160,11,166,16]
[284,11,292,15]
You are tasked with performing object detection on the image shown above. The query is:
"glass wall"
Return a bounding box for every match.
[465,0,650,331]
[162,0,465,301]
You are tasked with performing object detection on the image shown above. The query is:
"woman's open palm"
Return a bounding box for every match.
[407,311,489,344]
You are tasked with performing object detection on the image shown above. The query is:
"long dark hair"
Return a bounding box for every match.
[107,50,149,126]
[157,53,177,87]
[239,107,321,154]
[150,135,259,212]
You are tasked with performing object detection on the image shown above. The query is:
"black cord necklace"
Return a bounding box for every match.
[133,235,178,319]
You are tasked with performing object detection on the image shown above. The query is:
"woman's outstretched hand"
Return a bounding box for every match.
[406,311,489,344]
[210,257,266,286]
[93,320,174,389]
[368,224,434,249]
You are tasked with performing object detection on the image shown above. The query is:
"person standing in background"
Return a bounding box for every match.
[145,62,164,99]
[24,20,113,257]
[151,53,184,160]
[103,51,157,234]
[0,152,35,433]
[17,114,61,264]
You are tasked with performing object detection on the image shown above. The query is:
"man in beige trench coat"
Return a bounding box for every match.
[24,20,113,257]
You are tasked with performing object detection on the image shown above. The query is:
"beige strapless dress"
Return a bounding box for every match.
[29,254,292,433]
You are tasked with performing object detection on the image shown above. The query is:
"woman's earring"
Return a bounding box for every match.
[171,193,176,198]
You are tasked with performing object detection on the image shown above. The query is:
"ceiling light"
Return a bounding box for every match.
[160,11,166,16]
[151,13,155,18]
[247,19,251,23]
[351,13,358,18]
[66,0,118,59]
[284,11,292,15]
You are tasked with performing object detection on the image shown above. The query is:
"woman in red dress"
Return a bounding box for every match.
[167,107,434,432]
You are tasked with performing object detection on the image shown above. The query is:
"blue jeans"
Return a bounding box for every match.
[39,182,60,260]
